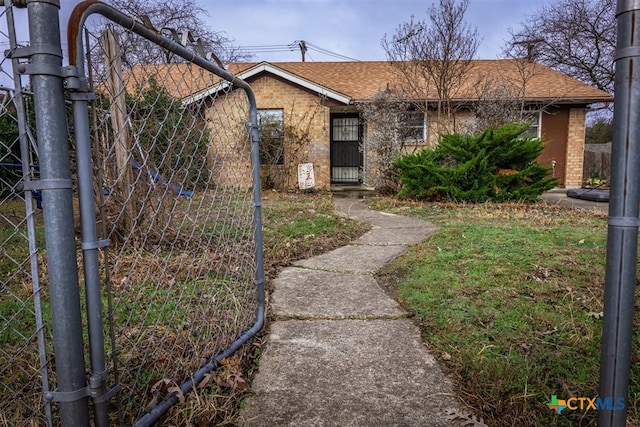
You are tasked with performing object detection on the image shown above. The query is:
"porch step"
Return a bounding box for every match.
[330,185,376,199]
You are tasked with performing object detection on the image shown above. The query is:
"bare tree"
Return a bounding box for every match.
[382,0,480,133]
[105,0,249,65]
[504,0,615,95]
[468,78,524,133]
[358,89,419,194]
[466,58,557,135]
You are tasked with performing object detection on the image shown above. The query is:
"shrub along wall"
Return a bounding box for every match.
[393,124,558,202]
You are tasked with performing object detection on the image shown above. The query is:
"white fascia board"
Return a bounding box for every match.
[182,81,232,106]
[182,63,351,106]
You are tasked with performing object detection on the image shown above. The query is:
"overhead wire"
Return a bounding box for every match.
[236,40,360,61]
[304,41,360,61]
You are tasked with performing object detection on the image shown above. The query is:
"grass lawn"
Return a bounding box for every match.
[11,190,637,425]
[370,198,639,426]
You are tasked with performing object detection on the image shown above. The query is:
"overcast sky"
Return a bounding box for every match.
[200,0,547,62]
[2,0,547,64]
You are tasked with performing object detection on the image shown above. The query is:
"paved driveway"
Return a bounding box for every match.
[541,189,609,213]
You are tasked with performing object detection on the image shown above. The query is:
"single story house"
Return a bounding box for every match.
[127,60,613,190]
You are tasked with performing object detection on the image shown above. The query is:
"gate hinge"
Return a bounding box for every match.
[608,216,640,228]
[80,238,111,250]
[44,383,120,404]
[21,178,72,191]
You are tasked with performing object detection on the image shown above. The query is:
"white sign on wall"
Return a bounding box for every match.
[298,163,315,190]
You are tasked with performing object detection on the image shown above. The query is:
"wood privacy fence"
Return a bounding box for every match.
[583,143,611,183]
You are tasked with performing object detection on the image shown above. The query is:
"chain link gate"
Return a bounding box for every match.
[1,1,265,425]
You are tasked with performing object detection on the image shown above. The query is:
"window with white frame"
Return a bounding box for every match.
[521,110,542,138]
[258,109,284,165]
[403,109,426,142]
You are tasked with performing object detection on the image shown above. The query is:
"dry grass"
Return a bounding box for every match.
[371,198,638,426]
[1,190,368,425]
[156,190,369,425]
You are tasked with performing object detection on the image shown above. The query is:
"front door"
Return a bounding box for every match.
[330,113,361,184]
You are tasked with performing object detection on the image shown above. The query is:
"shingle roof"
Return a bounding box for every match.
[124,60,613,105]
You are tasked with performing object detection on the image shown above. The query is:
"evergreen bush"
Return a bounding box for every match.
[393,123,558,202]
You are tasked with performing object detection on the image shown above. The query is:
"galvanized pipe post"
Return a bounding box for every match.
[67,64,111,426]
[24,0,90,425]
[599,1,640,425]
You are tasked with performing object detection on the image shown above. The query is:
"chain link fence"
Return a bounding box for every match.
[1,2,264,425]
[0,4,52,425]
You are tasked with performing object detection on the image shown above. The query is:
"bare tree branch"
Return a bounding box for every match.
[358,89,420,193]
[504,0,615,95]
[104,0,250,65]
[382,0,480,133]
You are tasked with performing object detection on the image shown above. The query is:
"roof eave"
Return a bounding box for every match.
[444,97,614,106]
[182,62,352,106]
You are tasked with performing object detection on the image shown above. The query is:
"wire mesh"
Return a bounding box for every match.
[2,4,261,423]
[0,94,51,426]
[82,27,259,424]
[0,4,53,426]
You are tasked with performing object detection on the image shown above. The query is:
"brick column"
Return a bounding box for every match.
[565,108,586,188]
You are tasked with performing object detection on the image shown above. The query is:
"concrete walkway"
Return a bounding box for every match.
[239,198,462,426]
[540,188,609,213]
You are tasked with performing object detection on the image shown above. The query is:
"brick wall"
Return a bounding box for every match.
[205,73,590,191]
[565,107,586,188]
[206,93,253,189]
[207,75,332,190]
[252,75,331,190]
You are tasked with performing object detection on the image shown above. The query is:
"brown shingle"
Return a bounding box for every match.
[123,60,612,104]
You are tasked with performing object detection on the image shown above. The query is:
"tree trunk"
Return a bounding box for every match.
[101,27,136,236]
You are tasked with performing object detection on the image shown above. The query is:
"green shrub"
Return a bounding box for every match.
[393,123,558,202]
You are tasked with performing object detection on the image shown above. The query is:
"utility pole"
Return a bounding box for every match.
[299,40,307,62]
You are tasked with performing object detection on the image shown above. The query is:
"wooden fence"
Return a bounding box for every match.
[583,143,611,183]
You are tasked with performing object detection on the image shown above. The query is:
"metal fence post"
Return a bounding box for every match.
[25,0,90,425]
[599,1,640,425]
[5,0,53,424]
[66,25,113,426]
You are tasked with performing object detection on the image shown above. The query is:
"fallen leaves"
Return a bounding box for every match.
[213,357,251,391]
[446,408,488,427]
[146,378,185,412]
[145,357,251,413]
[526,264,559,282]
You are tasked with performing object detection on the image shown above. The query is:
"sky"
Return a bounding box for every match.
[200,0,548,62]
[2,0,548,65]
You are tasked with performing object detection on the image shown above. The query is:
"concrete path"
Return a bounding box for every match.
[239,198,463,426]
[540,188,609,213]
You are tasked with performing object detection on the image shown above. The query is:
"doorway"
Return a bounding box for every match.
[330,113,362,184]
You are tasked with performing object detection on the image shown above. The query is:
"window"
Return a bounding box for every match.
[521,111,541,139]
[258,109,284,165]
[404,109,426,142]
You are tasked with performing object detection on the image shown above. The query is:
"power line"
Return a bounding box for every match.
[236,40,360,62]
[304,41,360,61]
[238,44,293,52]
